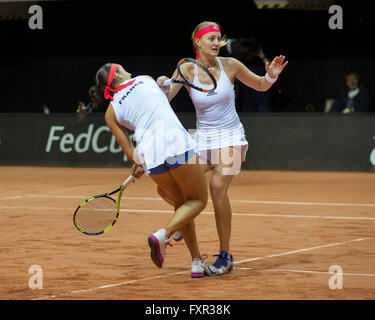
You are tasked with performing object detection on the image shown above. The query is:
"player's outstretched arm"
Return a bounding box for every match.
[231,55,288,92]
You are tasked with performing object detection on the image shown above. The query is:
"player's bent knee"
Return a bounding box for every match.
[191,199,207,216]
[196,189,208,210]
[185,194,207,210]
[194,198,207,213]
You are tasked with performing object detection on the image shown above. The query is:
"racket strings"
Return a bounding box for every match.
[75,197,118,234]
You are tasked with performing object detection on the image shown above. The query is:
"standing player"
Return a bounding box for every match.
[80,63,208,277]
[157,21,288,276]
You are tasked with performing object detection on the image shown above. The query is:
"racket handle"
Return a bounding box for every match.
[163,79,172,86]
[122,175,135,187]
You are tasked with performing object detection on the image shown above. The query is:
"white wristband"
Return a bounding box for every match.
[161,83,172,95]
[265,72,278,83]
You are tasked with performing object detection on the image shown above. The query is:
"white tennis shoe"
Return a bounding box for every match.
[191,258,206,278]
[148,228,171,268]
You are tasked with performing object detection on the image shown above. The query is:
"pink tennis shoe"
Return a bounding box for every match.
[148,228,171,268]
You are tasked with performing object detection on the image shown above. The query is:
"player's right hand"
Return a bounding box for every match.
[132,164,144,179]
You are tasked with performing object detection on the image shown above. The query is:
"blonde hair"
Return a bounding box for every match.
[191,21,230,54]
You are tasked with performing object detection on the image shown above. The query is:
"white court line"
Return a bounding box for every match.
[33,271,189,300]
[23,194,375,208]
[120,209,375,221]
[237,268,375,277]
[234,238,369,264]
[234,199,375,208]
[32,237,370,300]
[0,205,374,221]
[0,196,24,200]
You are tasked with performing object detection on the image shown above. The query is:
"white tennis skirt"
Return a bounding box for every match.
[191,124,249,167]
[193,124,248,152]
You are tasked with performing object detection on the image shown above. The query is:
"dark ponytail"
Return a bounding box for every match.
[88,83,105,110]
[77,63,119,119]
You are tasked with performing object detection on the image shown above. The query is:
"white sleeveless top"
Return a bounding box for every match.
[111,76,196,174]
[189,57,248,151]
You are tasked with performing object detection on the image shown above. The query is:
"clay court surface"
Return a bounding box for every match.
[0,166,374,300]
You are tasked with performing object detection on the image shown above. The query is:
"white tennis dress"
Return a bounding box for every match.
[189,57,248,157]
[111,76,196,174]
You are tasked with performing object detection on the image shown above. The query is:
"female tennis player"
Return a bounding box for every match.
[157,21,288,276]
[81,63,208,277]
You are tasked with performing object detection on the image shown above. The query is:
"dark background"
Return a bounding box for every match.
[0,0,374,113]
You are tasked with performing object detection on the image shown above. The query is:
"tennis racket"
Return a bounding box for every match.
[73,175,135,235]
[163,58,217,93]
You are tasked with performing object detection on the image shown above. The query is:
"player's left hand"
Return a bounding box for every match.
[266,55,288,78]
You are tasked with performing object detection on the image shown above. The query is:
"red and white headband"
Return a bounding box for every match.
[104,63,135,101]
[194,25,221,59]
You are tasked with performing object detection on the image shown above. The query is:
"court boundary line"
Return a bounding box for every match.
[31,237,370,300]
[237,268,375,277]
[2,194,375,208]
[119,209,375,221]
[1,205,375,221]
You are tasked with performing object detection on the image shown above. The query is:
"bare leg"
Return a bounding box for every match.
[157,159,211,206]
[157,185,175,207]
[210,168,234,252]
[166,159,207,236]
[209,146,245,252]
[180,221,200,259]
[157,186,203,259]
[150,158,207,259]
